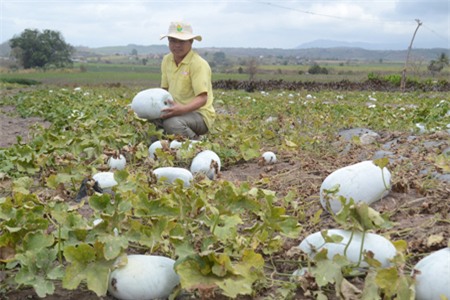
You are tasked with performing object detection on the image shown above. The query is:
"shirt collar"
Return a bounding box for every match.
[171,50,194,65]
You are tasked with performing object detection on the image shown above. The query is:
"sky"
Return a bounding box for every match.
[1,0,449,50]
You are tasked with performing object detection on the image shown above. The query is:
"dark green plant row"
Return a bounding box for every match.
[213,78,450,92]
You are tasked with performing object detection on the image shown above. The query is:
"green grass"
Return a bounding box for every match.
[0,60,448,87]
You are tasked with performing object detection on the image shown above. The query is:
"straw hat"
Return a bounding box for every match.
[160,22,202,41]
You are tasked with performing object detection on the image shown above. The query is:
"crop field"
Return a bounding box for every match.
[0,72,449,299]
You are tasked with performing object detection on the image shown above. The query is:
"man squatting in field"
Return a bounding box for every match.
[156,21,216,140]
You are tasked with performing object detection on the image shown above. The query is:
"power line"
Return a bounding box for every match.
[258,1,353,22]
[254,1,448,44]
[422,24,448,43]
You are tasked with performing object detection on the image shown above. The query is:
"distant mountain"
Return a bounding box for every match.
[198,47,449,62]
[1,40,448,62]
[296,39,406,51]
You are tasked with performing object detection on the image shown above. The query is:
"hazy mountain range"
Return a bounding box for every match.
[296,39,409,50]
[1,39,448,62]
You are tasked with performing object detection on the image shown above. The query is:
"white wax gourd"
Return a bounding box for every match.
[413,247,450,300]
[262,151,277,164]
[153,167,193,187]
[131,88,172,120]
[148,140,166,160]
[108,255,180,300]
[298,229,396,268]
[170,140,200,159]
[92,172,117,192]
[108,154,126,170]
[169,140,183,149]
[190,150,221,180]
[320,160,391,213]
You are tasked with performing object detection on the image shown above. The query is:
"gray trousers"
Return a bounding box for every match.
[152,112,208,139]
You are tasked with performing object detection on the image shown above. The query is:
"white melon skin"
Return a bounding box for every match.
[298,229,396,268]
[320,160,391,213]
[413,248,450,300]
[169,140,183,149]
[169,139,200,150]
[92,172,117,192]
[153,167,193,187]
[262,151,277,164]
[108,154,126,170]
[148,140,167,160]
[190,150,221,180]
[131,88,172,120]
[108,255,180,300]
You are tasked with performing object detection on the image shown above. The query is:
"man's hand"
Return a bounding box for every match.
[161,99,183,119]
[160,93,208,119]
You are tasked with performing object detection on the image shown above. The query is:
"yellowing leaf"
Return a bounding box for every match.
[375,267,399,297]
[392,240,408,253]
[426,234,444,247]
[373,157,389,169]
[284,139,298,147]
[85,263,110,296]
[338,278,361,300]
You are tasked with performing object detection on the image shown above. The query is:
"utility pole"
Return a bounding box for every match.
[400,19,422,92]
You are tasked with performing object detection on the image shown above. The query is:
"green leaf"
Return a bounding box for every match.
[213,215,242,240]
[239,137,260,161]
[211,253,234,277]
[98,234,128,260]
[47,265,65,280]
[23,231,54,251]
[311,259,343,287]
[46,173,74,189]
[375,267,398,297]
[175,255,217,290]
[33,276,55,298]
[89,193,115,215]
[12,177,34,195]
[176,250,264,298]
[84,263,111,296]
[63,260,87,290]
[64,243,96,264]
[321,230,344,244]
[361,271,381,300]
[62,243,112,296]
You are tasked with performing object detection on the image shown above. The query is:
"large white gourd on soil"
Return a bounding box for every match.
[320,160,391,213]
[190,150,221,180]
[131,88,172,120]
[153,167,193,187]
[108,255,180,300]
[298,229,396,268]
[92,172,117,192]
[108,154,126,170]
[413,247,450,300]
[262,151,277,164]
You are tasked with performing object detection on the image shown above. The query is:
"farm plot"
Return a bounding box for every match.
[0,84,449,299]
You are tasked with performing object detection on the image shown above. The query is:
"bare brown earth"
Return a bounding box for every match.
[1,97,449,299]
[0,105,51,148]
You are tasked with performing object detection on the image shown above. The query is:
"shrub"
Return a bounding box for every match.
[308,63,329,75]
[0,78,41,85]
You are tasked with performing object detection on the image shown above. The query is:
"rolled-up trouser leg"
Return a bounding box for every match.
[162,112,208,139]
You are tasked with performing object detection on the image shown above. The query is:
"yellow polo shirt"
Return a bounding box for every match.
[161,50,216,130]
